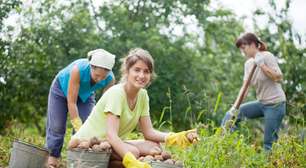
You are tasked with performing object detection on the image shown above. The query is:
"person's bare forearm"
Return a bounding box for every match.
[143,129,169,142]
[67,65,80,119]
[106,113,132,158]
[68,103,79,119]
[259,64,282,82]
[106,132,130,158]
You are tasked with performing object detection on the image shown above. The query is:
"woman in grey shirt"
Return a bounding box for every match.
[221,32,286,150]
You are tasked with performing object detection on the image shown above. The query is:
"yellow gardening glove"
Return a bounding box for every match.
[165,129,199,149]
[122,152,151,168]
[71,117,82,131]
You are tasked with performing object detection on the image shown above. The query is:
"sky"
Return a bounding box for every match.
[212,0,306,35]
[92,0,306,47]
[4,0,306,46]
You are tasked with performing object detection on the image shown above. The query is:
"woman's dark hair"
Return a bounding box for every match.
[235,33,267,51]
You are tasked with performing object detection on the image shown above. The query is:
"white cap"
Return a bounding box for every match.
[88,49,115,70]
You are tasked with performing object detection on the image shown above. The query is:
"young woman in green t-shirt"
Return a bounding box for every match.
[69,48,199,168]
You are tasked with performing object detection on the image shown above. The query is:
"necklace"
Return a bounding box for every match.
[127,97,137,110]
[124,84,138,110]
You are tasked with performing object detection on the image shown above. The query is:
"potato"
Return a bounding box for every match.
[138,156,144,161]
[99,141,111,150]
[89,137,100,147]
[154,154,163,161]
[143,155,154,162]
[102,141,111,148]
[175,160,183,166]
[186,132,195,142]
[161,151,171,160]
[164,159,174,164]
[78,140,90,149]
[99,143,107,149]
[149,146,161,155]
[186,131,199,143]
[92,144,103,152]
[68,139,80,149]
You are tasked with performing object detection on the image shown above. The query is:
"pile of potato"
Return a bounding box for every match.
[68,137,112,152]
[139,150,183,166]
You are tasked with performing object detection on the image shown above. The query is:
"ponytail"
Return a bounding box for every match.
[258,40,267,51]
[235,33,267,51]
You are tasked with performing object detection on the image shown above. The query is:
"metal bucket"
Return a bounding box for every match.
[9,140,49,168]
[150,161,184,168]
[67,149,111,168]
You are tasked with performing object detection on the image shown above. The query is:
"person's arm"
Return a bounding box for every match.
[254,52,283,82]
[106,113,152,168]
[258,64,283,82]
[139,116,199,149]
[139,116,169,142]
[67,65,81,121]
[105,112,131,158]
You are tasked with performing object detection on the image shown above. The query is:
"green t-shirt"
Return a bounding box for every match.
[72,83,150,140]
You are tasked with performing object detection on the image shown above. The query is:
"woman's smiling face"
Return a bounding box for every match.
[126,60,151,89]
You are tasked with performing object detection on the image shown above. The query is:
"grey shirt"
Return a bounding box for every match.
[244,51,286,104]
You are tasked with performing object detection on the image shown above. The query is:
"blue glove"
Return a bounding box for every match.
[221,107,237,131]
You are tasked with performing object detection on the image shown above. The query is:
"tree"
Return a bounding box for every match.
[0,0,21,132]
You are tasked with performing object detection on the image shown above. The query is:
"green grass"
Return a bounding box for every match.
[1,90,305,168]
[0,119,72,167]
[1,119,305,167]
[167,126,305,168]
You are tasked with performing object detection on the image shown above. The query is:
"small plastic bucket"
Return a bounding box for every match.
[9,140,49,168]
[67,149,112,168]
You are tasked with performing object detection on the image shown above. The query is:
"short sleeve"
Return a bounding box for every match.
[96,88,123,116]
[140,91,150,117]
[264,52,283,76]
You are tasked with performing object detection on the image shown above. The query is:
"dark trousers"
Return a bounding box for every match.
[45,78,95,157]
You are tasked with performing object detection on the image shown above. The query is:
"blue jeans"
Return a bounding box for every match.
[45,78,95,158]
[221,101,286,150]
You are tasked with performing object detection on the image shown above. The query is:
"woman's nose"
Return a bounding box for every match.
[139,71,145,78]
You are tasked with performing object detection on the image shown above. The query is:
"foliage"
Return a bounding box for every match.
[0,0,305,166]
[1,0,304,132]
[1,0,104,132]
[0,0,21,131]
[1,0,245,131]
[268,135,306,168]
[1,120,305,167]
[0,119,72,167]
[168,125,305,168]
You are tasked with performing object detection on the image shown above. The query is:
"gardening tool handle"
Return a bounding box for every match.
[234,64,257,109]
